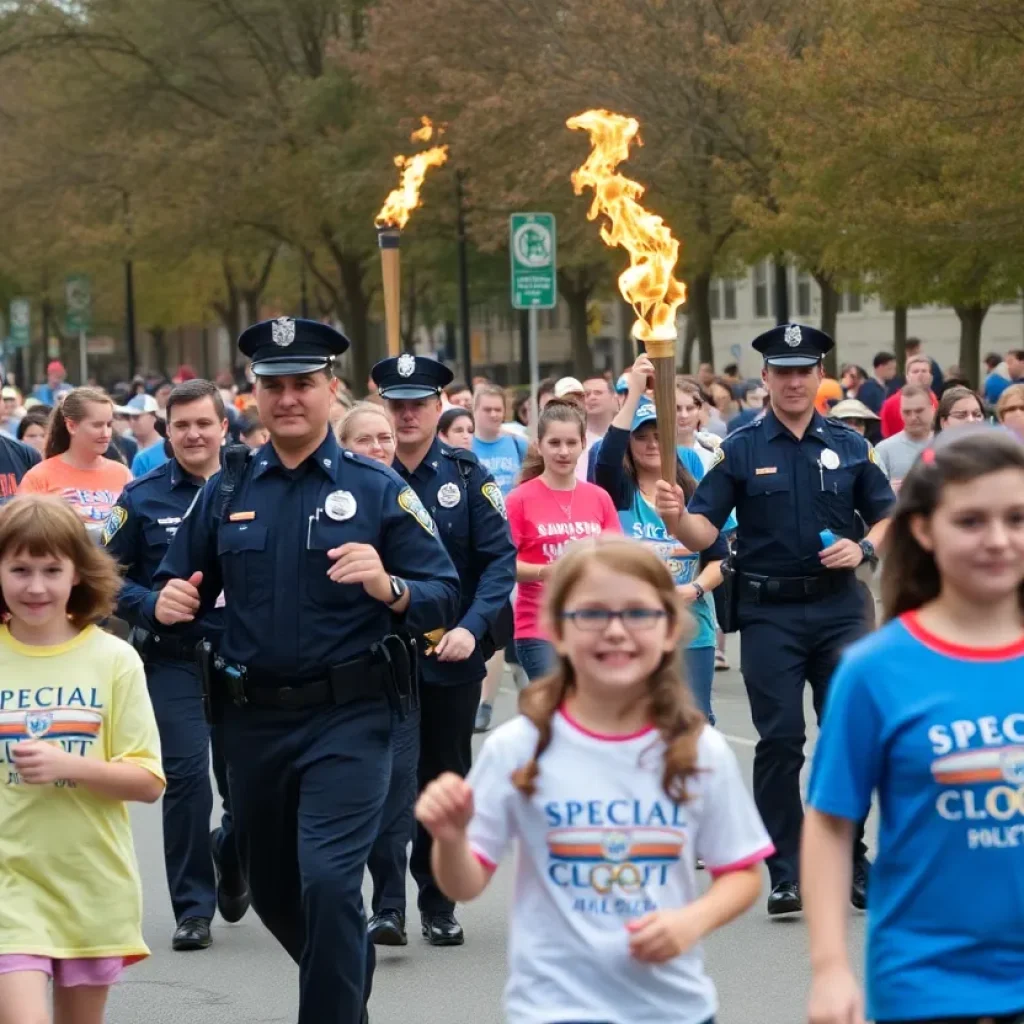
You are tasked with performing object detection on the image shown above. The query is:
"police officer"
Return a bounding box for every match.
[144,319,460,1024]
[366,354,515,947]
[104,379,249,952]
[656,323,894,916]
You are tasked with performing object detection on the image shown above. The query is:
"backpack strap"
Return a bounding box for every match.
[217,444,254,521]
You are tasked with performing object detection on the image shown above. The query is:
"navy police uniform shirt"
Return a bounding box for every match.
[143,430,460,678]
[687,408,894,577]
[103,457,223,644]
[394,438,516,686]
[0,435,40,506]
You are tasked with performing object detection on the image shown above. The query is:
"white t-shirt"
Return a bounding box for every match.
[577,428,607,482]
[467,709,773,1024]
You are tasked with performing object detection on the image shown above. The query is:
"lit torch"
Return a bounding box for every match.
[567,110,687,482]
[375,118,449,357]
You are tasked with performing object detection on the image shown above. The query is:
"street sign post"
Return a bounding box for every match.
[8,299,30,350]
[65,274,92,383]
[510,213,557,437]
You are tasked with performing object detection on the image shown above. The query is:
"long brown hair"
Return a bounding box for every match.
[881,430,1024,620]
[623,420,698,500]
[517,399,587,484]
[511,537,705,803]
[45,387,113,459]
[0,495,121,626]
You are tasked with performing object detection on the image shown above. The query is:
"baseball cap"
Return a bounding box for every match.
[615,373,630,395]
[1,386,18,400]
[553,376,585,399]
[47,360,65,376]
[125,394,160,416]
[630,400,659,432]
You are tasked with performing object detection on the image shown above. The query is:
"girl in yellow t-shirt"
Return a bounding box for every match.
[0,495,165,1024]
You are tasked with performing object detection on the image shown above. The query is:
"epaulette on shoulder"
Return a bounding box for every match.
[123,458,172,493]
[728,417,763,439]
[441,444,479,466]
[341,448,399,477]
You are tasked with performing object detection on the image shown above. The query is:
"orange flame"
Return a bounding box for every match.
[375,118,449,230]
[567,110,686,343]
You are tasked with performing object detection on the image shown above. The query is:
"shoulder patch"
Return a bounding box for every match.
[481,481,507,520]
[102,504,128,545]
[695,430,722,452]
[709,447,725,469]
[398,486,437,536]
[867,443,880,466]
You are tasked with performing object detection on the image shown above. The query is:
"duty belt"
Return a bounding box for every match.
[738,570,854,604]
[131,627,200,664]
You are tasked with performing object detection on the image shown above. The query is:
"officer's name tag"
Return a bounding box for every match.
[755,466,777,475]
[229,511,256,522]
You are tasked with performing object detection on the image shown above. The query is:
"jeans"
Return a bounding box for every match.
[683,644,716,725]
[516,637,555,682]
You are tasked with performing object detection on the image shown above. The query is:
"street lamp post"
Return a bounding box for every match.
[455,170,473,384]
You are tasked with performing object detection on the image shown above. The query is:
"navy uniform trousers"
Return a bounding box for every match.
[221,696,392,1024]
[738,581,870,886]
[146,656,238,924]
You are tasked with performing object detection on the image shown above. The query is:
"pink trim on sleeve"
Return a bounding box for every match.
[470,846,498,873]
[707,843,775,878]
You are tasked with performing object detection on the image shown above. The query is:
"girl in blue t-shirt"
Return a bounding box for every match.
[804,428,1024,1024]
[595,354,729,723]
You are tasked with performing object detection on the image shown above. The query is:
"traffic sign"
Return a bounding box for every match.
[510,213,557,310]
[65,274,91,335]
[8,299,30,350]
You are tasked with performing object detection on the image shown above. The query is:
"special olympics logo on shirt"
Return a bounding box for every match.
[546,827,685,895]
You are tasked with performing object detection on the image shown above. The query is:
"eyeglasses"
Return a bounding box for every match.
[946,410,985,422]
[560,608,668,631]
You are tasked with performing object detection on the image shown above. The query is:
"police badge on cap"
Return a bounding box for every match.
[752,322,834,368]
[239,317,350,377]
[371,353,455,401]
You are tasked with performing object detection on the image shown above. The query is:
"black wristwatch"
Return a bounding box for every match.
[858,539,876,566]
[385,575,408,607]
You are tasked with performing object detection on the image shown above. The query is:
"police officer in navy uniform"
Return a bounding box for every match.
[656,323,894,916]
[365,354,515,947]
[103,379,249,951]
[144,319,460,1024]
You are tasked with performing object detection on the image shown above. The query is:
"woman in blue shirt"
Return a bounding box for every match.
[595,354,728,723]
[804,428,1024,1024]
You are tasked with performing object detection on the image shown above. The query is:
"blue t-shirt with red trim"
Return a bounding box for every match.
[808,612,1024,1021]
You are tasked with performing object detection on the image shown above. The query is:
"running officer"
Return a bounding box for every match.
[103,379,248,952]
[655,323,894,916]
[144,319,460,1024]
[366,354,516,947]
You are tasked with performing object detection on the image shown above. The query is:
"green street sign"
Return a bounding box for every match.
[65,273,91,335]
[510,213,557,310]
[8,299,30,350]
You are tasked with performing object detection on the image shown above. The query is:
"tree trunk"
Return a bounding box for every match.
[688,271,714,369]
[815,271,839,378]
[557,267,596,378]
[893,306,908,367]
[151,326,168,376]
[618,296,635,367]
[681,317,697,374]
[338,253,375,390]
[954,304,989,389]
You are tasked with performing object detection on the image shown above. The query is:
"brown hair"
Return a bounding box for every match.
[935,386,984,433]
[45,387,113,459]
[881,430,1024,620]
[900,383,931,402]
[337,401,394,446]
[511,537,705,802]
[996,383,1024,422]
[0,495,121,626]
[518,399,587,484]
[473,384,506,409]
[905,354,932,374]
[166,378,226,421]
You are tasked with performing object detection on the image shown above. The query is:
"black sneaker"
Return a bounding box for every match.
[766,881,802,916]
[368,908,407,946]
[172,917,212,951]
[421,910,464,946]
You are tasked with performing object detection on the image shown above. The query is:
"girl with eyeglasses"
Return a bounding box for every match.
[934,386,986,433]
[417,537,771,1024]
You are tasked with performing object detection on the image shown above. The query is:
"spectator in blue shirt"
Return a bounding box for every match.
[32,360,73,407]
[804,427,1024,1024]
[127,394,170,476]
[855,351,898,414]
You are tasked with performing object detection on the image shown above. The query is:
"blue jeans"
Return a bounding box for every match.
[683,645,716,725]
[516,637,555,682]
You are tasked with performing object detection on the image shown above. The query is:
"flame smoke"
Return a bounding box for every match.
[567,109,686,343]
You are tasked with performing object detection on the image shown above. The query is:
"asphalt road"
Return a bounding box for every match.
[108,641,871,1024]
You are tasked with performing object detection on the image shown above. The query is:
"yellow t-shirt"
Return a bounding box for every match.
[0,625,165,960]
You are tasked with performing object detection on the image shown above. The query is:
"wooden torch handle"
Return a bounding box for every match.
[647,336,678,483]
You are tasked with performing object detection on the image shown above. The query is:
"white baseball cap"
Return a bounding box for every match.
[553,376,585,399]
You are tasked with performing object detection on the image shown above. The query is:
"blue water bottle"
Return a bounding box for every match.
[819,529,837,549]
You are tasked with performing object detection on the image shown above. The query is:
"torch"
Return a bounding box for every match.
[567,110,687,483]
[374,118,449,357]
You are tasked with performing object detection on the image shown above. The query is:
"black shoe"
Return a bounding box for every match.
[851,861,869,910]
[767,881,802,916]
[421,910,464,946]
[210,828,250,924]
[368,909,407,946]
[172,917,212,951]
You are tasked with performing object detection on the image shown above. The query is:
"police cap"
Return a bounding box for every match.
[239,317,350,377]
[372,353,454,400]
[752,322,834,368]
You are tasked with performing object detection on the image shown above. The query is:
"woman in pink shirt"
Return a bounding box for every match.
[506,399,621,680]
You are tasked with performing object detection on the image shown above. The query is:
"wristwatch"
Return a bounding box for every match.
[692,582,706,600]
[385,575,408,607]
[858,539,876,566]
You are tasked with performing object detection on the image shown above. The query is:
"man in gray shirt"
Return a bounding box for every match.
[874,383,934,490]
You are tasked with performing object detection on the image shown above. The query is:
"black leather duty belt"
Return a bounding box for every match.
[738,570,854,604]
